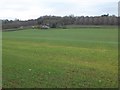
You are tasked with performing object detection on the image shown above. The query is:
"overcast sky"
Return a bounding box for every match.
[0,0,119,20]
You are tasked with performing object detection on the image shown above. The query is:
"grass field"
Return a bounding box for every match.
[2,27,118,88]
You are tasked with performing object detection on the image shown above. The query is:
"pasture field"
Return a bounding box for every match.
[2,27,118,88]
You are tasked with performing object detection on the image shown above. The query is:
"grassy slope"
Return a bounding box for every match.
[2,27,118,88]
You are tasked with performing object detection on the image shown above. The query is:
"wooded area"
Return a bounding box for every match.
[2,14,118,30]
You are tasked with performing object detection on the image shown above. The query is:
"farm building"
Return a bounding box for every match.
[41,25,50,29]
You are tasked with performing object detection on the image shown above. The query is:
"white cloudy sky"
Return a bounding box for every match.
[0,0,119,20]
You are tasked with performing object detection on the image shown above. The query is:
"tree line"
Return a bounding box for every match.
[2,14,118,30]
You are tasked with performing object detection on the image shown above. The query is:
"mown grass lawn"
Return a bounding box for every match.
[2,27,118,88]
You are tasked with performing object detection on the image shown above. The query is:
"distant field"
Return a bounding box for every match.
[2,27,118,88]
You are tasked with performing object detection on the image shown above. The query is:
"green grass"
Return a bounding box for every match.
[2,27,118,88]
